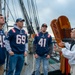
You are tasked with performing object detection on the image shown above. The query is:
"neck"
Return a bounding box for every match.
[41,31,46,33]
[16,25,22,30]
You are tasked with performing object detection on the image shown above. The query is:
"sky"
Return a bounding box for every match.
[35,0,75,36]
[2,0,75,36]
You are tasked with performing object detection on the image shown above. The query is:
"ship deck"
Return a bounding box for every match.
[4,53,70,75]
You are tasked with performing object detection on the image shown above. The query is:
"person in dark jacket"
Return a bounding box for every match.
[33,23,53,75]
[0,14,6,75]
[5,18,28,75]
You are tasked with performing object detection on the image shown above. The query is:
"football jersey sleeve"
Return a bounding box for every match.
[48,35,53,55]
[6,29,14,41]
[25,34,28,52]
[33,35,37,54]
[5,30,14,52]
[25,34,28,43]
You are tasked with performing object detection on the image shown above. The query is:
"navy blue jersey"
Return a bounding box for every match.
[5,27,28,54]
[33,32,53,56]
[0,29,6,65]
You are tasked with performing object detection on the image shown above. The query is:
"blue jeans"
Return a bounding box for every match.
[7,54,24,75]
[35,56,49,75]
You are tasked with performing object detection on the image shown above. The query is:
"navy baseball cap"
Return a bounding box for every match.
[41,23,47,28]
[16,18,25,22]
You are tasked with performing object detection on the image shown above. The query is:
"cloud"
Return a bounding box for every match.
[39,7,52,24]
[35,0,75,37]
[36,0,43,4]
[56,0,67,5]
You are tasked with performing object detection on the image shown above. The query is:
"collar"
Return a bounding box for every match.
[14,24,23,30]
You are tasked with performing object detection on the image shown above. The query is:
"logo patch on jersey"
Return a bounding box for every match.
[0,31,3,35]
[48,34,50,38]
[41,34,44,38]
[25,31,27,34]
[36,33,39,36]
[12,28,16,33]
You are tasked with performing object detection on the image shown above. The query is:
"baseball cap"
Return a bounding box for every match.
[16,18,25,22]
[41,23,47,27]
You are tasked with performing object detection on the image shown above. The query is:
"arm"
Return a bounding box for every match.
[24,34,28,56]
[33,36,37,54]
[48,36,53,55]
[54,44,62,52]
[5,30,14,55]
[61,48,74,59]
[25,34,28,52]
[65,42,71,50]
[54,43,75,59]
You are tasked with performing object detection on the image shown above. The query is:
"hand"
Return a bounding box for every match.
[54,45,57,50]
[9,51,14,56]
[34,54,38,58]
[54,45,61,52]
[46,55,50,59]
[58,41,65,47]
[24,51,27,56]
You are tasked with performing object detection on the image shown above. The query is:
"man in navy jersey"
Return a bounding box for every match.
[5,18,28,75]
[0,14,6,75]
[33,23,53,75]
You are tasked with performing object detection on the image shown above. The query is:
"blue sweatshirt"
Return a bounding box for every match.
[33,32,53,56]
[5,25,28,54]
[0,29,6,65]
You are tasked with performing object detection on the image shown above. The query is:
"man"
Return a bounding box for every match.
[5,18,28,75]
[0,14,6,75]
[33,23,53,75]
[54,29,75,75]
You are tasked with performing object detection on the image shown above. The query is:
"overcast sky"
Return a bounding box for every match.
[5,0,75,36]
[36,0,75,26]
[35,0,75,36]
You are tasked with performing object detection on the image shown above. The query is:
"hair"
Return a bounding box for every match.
[0,14,3,16]
[72,29,75,32]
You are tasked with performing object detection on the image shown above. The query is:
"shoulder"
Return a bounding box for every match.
[0,30,5,34]
[10,28,16,33]
[47,34,52,41]
[22,29,27,34]
[47,33,52,39]
[34,33,40,38]
[48,34,51,38]
[7,28,16,36]
[36,33,39,37]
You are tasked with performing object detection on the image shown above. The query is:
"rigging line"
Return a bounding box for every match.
[27,0,32,19]
[31,0,40,32]
[32,0,39,22]
[6,0,9,22]
[5,1,15,22]
[31,0,38,23]
[33,0,37,15]
[14,0,19,18]
[4,0,9,30]
[34,0,40,24]
[27,0,33,19]
[31,0,36,23]
[31,0,38,25]
[12,0,17,19]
